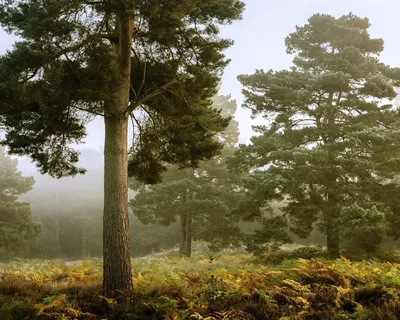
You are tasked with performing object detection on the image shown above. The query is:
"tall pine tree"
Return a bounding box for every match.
[130,95,243,256]
[230,13,400,257]
[0,0,244,295]
[0,147,40,254]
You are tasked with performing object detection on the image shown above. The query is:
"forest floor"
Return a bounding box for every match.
[1,250,400,319]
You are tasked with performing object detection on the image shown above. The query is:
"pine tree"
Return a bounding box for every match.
[0,147,40,254]
[230,13,400,257]
[0,0,244,295]
[130,95,244,256]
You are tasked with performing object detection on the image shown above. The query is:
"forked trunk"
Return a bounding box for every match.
[102,13,134,297]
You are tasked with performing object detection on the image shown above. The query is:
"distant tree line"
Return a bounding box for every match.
[3,13,400,263]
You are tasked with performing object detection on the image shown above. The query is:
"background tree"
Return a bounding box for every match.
[0,0,244,295]
[0,147,40,256]
[229,13,400,257]
[130,95,244,257]
[18,147,180,260]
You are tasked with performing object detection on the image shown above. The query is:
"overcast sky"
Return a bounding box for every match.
[1,0,399,150]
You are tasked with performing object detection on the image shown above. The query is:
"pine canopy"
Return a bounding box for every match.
[230,13,400,255]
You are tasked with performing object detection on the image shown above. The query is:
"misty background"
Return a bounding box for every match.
[2,0,399,171]
[1,0,400,259]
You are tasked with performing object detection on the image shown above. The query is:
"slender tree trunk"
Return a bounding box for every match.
[327,220,340,258]
[326,188,340,258]
[55,215,60,247]
[179,188,191,257]
[55,193,60,247]
[82,227,87,259]
[179,213,187,256]
[185,214,192,258]
[326,91,340,259]
[102,13,134,297]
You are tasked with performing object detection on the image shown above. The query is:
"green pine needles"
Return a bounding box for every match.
[230,13,400,257]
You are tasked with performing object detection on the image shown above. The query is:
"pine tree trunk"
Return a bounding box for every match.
[82,227,87,259]
[55,215,60,247]
[179,213,187,256]
[102,13,134,297]
[327,217,340,258]
[55,193,60,247]
[103,112,132,296]
[326,197,340,258]
[185,214,192,258]
[179,188,191,257]
[325,91,340,259]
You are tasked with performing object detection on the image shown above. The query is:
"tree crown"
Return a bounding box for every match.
[0,0,245,181]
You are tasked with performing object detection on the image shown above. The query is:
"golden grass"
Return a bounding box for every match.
[2,255,400,319]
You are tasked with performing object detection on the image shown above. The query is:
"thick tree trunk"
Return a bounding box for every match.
[103,113,132,296]
[327,216,340,258]
[102,13,134,297]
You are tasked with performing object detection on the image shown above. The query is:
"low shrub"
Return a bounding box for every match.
[1,256,400,319]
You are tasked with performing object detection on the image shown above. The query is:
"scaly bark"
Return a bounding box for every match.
[102,12,134,297]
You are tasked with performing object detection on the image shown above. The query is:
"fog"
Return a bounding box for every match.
[3,1,400,317]
[3,0,399,161]
[0,0,398,257]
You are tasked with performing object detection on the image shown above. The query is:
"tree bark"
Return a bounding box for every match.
[103,112,132,296]
[179,213,187,256]
[179,187,192,257]
[102,13,134,297]
[327,216,340,258]
[185,213,192,258]
[325,91,340,259]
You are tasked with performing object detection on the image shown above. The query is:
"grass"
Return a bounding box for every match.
[3,250,400,319]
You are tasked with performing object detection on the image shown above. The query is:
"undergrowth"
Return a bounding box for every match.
[2,255,400,319]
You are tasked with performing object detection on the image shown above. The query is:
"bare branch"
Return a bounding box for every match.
[71,104,104,117]
[50,36,95,60]
[141,105,160,127]
[130,114,135,149]
[124,78,179,116]
[137,61,147,98]
[131,114,145,160]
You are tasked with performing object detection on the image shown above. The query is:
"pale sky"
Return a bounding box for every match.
[1,0,399,150]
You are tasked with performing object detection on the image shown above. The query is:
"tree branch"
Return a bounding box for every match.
[50,37,95,60]
[141,105,160,127]
[124,78,179,116]
[71,104,104,117]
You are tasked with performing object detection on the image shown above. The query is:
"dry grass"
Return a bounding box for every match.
[2,254,400,319]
